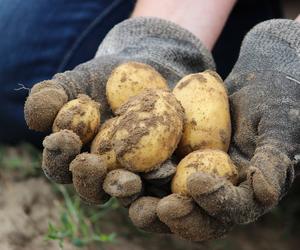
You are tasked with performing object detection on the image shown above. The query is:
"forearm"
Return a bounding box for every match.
[131,0,236,50]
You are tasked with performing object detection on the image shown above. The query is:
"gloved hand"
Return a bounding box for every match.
[25,17,214,131]
[136,19,299,241]
[185,18,300,224]
[24,17,214,202]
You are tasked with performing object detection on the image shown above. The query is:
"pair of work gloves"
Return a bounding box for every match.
[24,17,300,241]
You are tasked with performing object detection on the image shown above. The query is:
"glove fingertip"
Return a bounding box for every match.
[187,172,227,199]
[25,81,68,131]
[42,130,82,184]
[103,169,142,198]
[249,167,279,207]
[157,194,194,221]
[129,197,170,234]
[70,152,108,205]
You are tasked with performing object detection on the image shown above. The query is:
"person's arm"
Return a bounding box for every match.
[131,0,237,50]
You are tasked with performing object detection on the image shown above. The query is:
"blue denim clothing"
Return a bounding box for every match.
[0,0,135,146]
[0,0,281,146]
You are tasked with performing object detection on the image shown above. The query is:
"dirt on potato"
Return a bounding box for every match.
[91,118,121,171]
[112,89,184,173]
[52,94,101,144]
[106,61,168,112]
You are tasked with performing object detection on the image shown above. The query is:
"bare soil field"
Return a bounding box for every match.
[1,144,300,250]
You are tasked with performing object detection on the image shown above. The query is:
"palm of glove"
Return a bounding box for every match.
[135,72,299,242]
[130,20,300,241]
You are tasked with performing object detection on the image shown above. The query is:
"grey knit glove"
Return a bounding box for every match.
[24,17,214,131]
[24,17,216,216]
[164,19,300,234]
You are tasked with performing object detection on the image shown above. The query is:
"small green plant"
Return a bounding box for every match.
[46,185,118,249]
[0,143,42,177]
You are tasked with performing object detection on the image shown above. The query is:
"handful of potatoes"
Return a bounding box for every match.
[32,61,238,206]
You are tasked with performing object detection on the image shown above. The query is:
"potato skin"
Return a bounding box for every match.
[106,61,168,112]
[112,89,184,173]
[171,149,238,196]
[90,117,121,171]
[52,94,101,144]
[173,70,231,157]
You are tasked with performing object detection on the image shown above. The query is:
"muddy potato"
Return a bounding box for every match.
[52,94,101,144]
[171,149,238,196]
[173,70,231,157]
[112,89,184,173]
[91,117,121,171]
[106,61,168,112]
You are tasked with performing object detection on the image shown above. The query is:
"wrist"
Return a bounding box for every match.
[131,0,236,50]
[96,17,215,79]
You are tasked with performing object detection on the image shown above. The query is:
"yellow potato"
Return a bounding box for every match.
[112,89,184,173]
[90,117,121,171]
[53,94,101,144]
[171,149,238,196]
[173,70,231,157]
[106,61,168,112]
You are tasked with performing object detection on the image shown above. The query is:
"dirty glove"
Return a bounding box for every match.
[24,17,214,131]
[131,19,300,241]
[24,18,214,202]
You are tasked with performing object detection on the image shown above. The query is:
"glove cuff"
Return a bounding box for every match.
[227,19,300,92]
[96,17,215,86]
[247,19,300,51]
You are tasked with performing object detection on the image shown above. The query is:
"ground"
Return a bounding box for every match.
[1,144,300,250]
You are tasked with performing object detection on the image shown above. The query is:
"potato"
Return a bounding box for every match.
[171,149,238,196]
[53,94,101,144]
[90,117,121,171]
[106,61,168,112]
[112,89,184,173]
[173,70,231,157]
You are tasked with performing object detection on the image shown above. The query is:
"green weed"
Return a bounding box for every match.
[46,185,118,249]
[0,143,42,177]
